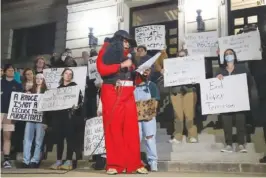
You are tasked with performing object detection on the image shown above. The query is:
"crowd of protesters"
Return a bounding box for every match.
[1,29,266,174]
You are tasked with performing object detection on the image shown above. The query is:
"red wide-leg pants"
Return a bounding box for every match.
[101,84,143,173]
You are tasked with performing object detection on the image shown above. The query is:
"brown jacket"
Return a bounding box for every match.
[154,50,168,72]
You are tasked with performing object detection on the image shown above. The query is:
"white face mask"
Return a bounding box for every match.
[61,56,67,61]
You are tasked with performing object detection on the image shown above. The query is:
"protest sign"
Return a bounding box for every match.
[84,117,105,156]
[218,31,262,63]
[136,52,161,74]
[43,67,87,95]
[185,31,218,57]
[7,92,43,122]
[200,74,250,115]
[164,55,206,87]
[37,86,79,112]
[88,56,100,80]
[135,25,165,50]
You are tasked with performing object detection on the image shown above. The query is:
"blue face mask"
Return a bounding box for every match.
[225,54,234,62]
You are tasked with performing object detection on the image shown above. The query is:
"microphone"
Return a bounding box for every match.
[127,53,132,60]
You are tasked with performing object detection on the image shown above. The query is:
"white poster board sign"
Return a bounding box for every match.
[164,55,206,87]
[88,56,100,80]
[218,31,262,63]
[43,67,87,95]
[84,116,105,156]
[136,52,161,74]
[37,86,79,112]
[7,92,43,122]
[200,74,250,115]
[185,31,218,57]
[135,25,165,50]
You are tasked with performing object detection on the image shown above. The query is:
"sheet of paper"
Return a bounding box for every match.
[136,52,161,74]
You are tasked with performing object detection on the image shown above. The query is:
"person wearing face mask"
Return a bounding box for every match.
[96,30,148,175]
[216,48,252,153]
[165,49,198,144]
[53,50,77,68]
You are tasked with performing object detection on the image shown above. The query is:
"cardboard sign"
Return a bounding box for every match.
[135,25,165,50]
[136,99,157,121]
[7,92,43,122]
[218,31,262,63]
[84,117,105,156]
[37,86,79,112]
[200,74,250,115]
[164,55,206,87]
[43,67,87,96]
[185,31,218,57]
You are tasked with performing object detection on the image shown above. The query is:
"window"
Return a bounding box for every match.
[11,23,56,60]
[132,4,178,27]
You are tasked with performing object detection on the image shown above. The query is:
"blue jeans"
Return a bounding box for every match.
[139,118,158,164]
[23,122,45,164]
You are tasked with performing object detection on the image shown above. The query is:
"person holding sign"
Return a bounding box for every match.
[49,68,83,170]
[134,70,160,172]
[216,49,252,153]
[96,30,148,175]
[1,64,23,168]
[22,73,48,168]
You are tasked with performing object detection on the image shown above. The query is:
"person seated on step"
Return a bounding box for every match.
[216,49,252,153]
[156,50,198,143]
[134,69,160,171]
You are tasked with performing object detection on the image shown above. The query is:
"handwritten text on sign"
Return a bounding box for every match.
[135,25,165,50]
[185,31,218,57]
[200,74,250,115]
[43,67,87,93]
[7,92,43,122]
[164,55,206,87]
[37,86,79,112]
[218,31,262,63]
[88,56,100,80]
[84,117,105,156]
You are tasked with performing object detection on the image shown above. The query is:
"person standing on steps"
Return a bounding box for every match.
[216,49,252,153]
[155,50,198,143]
[96,30,148,175]
[1,64,23,169]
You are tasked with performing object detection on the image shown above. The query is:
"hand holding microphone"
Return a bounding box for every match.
[121,53,133,69]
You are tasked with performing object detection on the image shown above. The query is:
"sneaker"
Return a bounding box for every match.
[21,163,30,168]
[29,162,39,168]
[188,137,198,143]
[60,160,73,170]
[259,156,266,163]
[168,138,181,144]
[149,161,158,172]
[50,160,62,170]
[106,168,118,175]
[238,145,247,153]
[221,145,233,153]
[2,160,12,169]
[136,167,148,174]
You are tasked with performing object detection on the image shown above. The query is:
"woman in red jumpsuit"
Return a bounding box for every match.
[96,30,148,175]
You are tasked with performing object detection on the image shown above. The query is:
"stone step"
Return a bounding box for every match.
[156,133,216,143]
[4,160,266,174]
[159,152,263,163]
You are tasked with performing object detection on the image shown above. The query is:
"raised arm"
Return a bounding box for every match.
[96,42,121,77]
